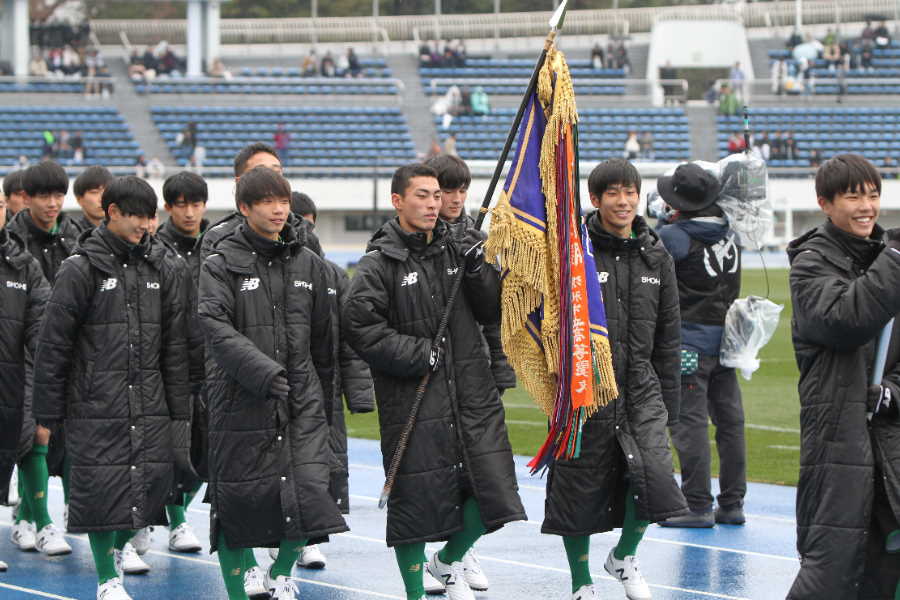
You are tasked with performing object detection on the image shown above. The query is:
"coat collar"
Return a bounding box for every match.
[214,222,305,276]
[586,213,664,267]
[157,218,208,255]
[0,228,33,270]
[76,225,166,275]
[788,220,885,272]
[366,217,450,262]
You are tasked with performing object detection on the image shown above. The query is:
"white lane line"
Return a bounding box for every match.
[747,424,800,434]
[746,513,795,524]
[0,519,403,600]
[348,464,546,492]
[0,583,77,600]
[768,445,801,451]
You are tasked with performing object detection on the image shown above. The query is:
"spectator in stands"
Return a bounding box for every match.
[753,131,770,161]
[321,51,336,77]
[444,133,458,157]
[785,131,799,161]
[14,156,29,171]
[727,131,746,154]
[823,40,842,70]
[862,20,876,42]
[159,47,181,76]
[623,131,640,160]
[771,131,785,159]
[302,49,318,77]
[84,47,109,98]
[426,138,442,160]
[459,86,473,116]
[875,20,892,48]
[614,40,631,75]
[135,154,148,179]
[190,145,206,174]
[660,61,678,106]
[883,155,898,179]
[29,49,48,77]
[142,46,159,80]
[418,42,433,67]
[347,47,362,78]
[432,84,462,129]
[274,124,291,165]
[606,39,616,68]
[209,57,232,79]
[639,131,654,160]
[128,48,147,80]
[787,28,804,49]
[148,157,165,179]
[729,61,746,100]
[718,84,740,116]
[56,130,70,159]
[470,86,490,116]
[771,58,788,95]
[62,45,81,75]
[41,130,55,159]
[823,28,838,46]
[861,45,875,71]
[47,48,63,76]
[704,80,719,104]
[591,42,605,70]
[808,148,823,168]
[70,131,84,165]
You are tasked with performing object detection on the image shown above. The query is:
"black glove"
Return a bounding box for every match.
[429,339,445,372]
[885,228,900,251]
[867,384,899,420]
[461,230,486,273]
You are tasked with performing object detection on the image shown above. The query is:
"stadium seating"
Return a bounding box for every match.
[0,76,113,94]
[439,107,690,162]
[0,106,139,168]
[768,40,900,95]
[151,106,416,168]
[422,58,626,96]
[717,106,900,166]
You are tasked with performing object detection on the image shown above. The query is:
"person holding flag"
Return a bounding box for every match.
[485,38,686,600]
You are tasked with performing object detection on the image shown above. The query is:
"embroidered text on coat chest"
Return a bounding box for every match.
[6,280,26,291]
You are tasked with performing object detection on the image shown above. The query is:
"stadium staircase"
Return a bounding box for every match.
[107,58,175,165]
[387,54,438,156]
[686,104,719,162]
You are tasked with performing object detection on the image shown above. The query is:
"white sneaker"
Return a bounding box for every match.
[115,543,151,575]
[35,524,72,556]
[573,584,597,600]
[296,544,326,569]
[462,548,488,591]
[96,577,132,600]
[427,552,474,600]
[265,569,300,600]
[423,562,446,595]
[130,526,153,555]
[168,523,202,553]
[10,520,36,551]
[268,547,278,561]
[243,565,269,598]
[604,550,652,600]
[0,559,7,571]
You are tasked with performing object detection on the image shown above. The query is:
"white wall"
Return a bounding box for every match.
[647,19,753,76]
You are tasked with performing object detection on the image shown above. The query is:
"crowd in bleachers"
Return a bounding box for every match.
[128,42,187,82]
[300,47,366,78]
[419,40,468,68]
[24,20,113,96]
[590,39,631,75]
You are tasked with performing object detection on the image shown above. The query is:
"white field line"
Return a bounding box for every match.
[768,445,801,451]
[0,583,77,600]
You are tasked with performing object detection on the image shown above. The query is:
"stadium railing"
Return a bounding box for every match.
[0,75,115,94]
[133,75,406,101]
[426,77,687,102]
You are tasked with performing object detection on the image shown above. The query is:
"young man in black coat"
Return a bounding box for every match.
[199,166,347,600]
[33,176,191,600]
[787,153,900,600]
[6,160,80,548]
[656,163,746,528]
[72,165,113,233]
[3,169,27,218]
[0,198,66,561]
[286,191,375,573]
[343,163,526,600]
[542,159,685,600]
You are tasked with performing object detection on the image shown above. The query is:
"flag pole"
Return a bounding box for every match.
[378,0,570,509]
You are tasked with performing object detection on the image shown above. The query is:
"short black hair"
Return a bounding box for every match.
[587,158,641,198]
[391,163,438,196]
[291,191,317,220]
[236,165,291,208]
[102,176,158,218]
[73,165,113,198]
[233,142,279,178]
[163,171,208,206]
[3,170,24,196]
[815,153,882,202]
[425,154,471,190]
[23,160,68,197]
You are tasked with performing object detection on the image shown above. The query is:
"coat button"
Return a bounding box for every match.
[132,506,137,512]
[130,425,136,431]
[627,454,634,459]
[277,435,283,441]
[281,476,286,481]
[131,465,136,470]
[634,495,639,500]
[615,425,620,430]
[285,516,291,523]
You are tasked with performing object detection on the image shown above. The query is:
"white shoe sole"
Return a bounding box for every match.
[168,542,202,553]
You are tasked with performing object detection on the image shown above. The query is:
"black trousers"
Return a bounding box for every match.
[669,353,746,512]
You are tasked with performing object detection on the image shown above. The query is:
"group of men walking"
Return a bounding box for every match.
[0,141,898,600]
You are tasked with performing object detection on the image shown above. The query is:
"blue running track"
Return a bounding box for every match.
[0,438,799,599]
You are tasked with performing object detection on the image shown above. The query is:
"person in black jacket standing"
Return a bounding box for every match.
[287,191,375,573]
[199,166,347,600]
[787,153,900,600]
[655,163,746,528]
[33,176,191,600]
[7,160,80,543]
[71,166,113,233]
[3,169,27,219]
[343,163,526,600]
[542,159,686,600]
[0,201,65,564]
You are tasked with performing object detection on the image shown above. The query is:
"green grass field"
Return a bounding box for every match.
[344,268,802,486]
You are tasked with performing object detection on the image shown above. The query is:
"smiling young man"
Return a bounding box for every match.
[199,166,347,600]
[33,176,191,600]
[541,159,685,600]
[787,154,900,600]
[343,163,526,600]
[72,166,113,233]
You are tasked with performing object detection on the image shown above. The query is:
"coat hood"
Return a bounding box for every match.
[77,225,168,275]
[676,216,730,245]
[0,227,32,270]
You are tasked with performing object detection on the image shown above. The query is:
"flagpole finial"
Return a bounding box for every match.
[550,0,569,30]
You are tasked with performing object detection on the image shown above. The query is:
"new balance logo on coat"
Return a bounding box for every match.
[99,278,117,292]
[240,278,260,292]
[401,272,418,287]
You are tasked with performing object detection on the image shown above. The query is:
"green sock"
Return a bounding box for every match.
[563,535,593,593]
[167,504,187,529]
[184,482,201,509]
[114,530,136,551]
[241,547,259,571]
[20,445,52,530]
[614,485,649,560]
[438,497,487,564]
[15,472,33,524]
[395,542,427,600]
[89,531,118,584]
[217,531,250,600]
[269,538,308,579]
[896,580,900,600]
